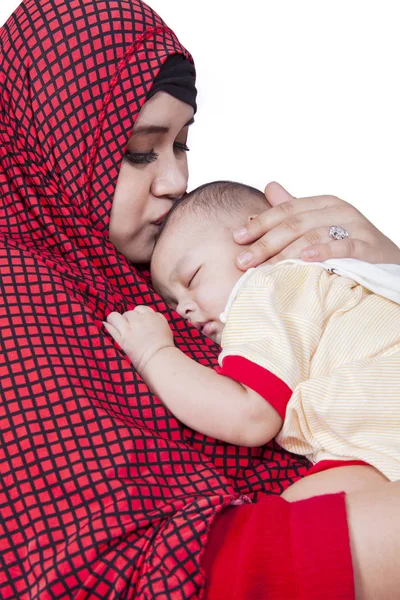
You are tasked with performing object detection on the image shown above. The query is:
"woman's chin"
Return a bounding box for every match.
[119,235,156,264]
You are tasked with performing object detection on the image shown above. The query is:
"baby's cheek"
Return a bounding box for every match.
[199,283,227,317]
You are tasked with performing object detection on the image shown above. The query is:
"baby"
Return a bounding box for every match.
[105,181,400,500]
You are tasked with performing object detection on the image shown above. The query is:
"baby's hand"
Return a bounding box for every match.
[104,306,174,372]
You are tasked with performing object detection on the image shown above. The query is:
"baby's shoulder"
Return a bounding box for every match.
[244,260,326,288]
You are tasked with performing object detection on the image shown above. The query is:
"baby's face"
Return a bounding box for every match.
[151,217,245,344]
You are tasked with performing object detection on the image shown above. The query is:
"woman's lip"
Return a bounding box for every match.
[152,210,170,226]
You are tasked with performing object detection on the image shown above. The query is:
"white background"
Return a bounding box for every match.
[2,1,399,246]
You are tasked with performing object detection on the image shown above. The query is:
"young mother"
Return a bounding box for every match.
[0,1,399,598]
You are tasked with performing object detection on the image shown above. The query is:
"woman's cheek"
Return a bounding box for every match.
[112,166,150,230]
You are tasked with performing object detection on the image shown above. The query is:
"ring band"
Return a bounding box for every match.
[329,225,349,240]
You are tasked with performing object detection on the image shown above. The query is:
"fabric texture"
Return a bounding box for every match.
[202,492,354,600]
[0,1,307,598]
[218,261,400,480]
[323,258,400,305]
[147,53,197,113]
[306,460,369,476]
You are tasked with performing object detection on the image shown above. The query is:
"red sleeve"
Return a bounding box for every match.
[216,355,292,420]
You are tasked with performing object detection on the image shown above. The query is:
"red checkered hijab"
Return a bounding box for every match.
[0,1,306,597]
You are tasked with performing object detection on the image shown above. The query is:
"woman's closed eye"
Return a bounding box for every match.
[124,142,189,166]
[174,141,190,154]
[124,150,158,165]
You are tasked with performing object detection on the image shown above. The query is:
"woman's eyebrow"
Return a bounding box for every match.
[133,125,169,136]
[133,118,194,137]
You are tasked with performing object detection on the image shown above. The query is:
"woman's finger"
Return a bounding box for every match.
[236,207,356,269]
[264,181,294,206]
[301,238,373,263]
[236,181,400,265]
[234,196,342,247]
[265,225,370,264]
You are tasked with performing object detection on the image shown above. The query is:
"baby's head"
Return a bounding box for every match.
[151,181,269,344]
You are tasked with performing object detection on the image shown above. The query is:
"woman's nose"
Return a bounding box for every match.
[151,158,188,200]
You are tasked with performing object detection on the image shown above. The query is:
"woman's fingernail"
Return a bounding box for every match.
[302,249,318,259]
[237,251,253,266]
[234,227,248,240]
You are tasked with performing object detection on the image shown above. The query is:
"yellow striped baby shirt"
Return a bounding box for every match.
[218,261,400,481]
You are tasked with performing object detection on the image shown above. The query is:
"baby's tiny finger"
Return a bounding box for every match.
[106,311,128,330]
[103,321,120,342]
[157,312,169,324]
[133,305,154,314]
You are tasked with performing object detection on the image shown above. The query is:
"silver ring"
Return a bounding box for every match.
[329,225,349,240]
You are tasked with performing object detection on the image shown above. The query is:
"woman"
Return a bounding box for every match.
[0,1,399,598]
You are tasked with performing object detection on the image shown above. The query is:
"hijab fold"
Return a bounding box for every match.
[0,1,306,597]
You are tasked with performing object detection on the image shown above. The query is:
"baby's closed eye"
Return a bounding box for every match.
[187,266,201,288]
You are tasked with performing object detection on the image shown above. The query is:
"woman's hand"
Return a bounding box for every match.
[104,306,174,372]
[234,182,400,269]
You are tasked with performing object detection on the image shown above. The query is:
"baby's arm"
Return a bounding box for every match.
[104,307,282,446]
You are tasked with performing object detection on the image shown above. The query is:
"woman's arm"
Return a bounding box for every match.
[234,182,400,269]
[204,481,400,600]
[346,480,400,599]
[104,307,282,446]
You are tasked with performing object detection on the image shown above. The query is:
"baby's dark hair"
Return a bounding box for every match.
[156,180,268,244]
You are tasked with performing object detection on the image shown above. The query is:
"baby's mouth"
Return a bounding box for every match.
[190,320,219,342]
[192,321,215,339]
[201,322,214,337]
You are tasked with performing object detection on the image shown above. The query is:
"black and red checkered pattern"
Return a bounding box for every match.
[0,1,308,597]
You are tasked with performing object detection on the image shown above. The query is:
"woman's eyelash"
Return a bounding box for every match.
[124,143,189,166]
[174,142,190,152]
[124,150,158,165]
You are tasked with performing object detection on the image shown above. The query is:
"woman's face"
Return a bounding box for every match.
[109,91,194,263]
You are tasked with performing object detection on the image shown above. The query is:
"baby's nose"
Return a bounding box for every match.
[175,301,191,319]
